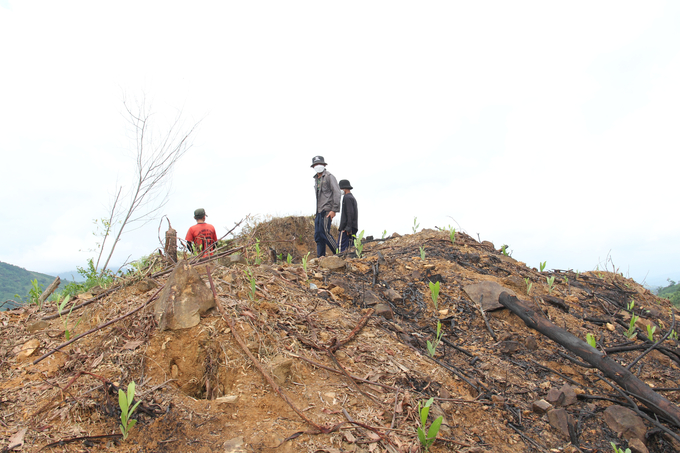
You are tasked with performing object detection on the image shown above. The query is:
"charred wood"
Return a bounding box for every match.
[499,292,680,428]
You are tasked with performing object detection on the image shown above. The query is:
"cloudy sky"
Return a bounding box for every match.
[1,1,678,288]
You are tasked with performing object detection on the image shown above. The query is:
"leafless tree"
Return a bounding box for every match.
[98,95,200,273]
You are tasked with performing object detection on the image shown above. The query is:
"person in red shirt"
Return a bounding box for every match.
[185,208,217,255]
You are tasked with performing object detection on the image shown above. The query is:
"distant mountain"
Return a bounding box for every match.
[49,270,86,283]
[0,261,69,309]
[658,279,680,307]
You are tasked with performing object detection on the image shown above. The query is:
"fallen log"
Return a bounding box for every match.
[499,292,680,428]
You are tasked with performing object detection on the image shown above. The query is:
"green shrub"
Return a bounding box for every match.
[61,259,114,297]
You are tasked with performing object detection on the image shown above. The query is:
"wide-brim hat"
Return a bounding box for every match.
[311,155,327,167]
[194,208,207,218]
[339,179,353,190]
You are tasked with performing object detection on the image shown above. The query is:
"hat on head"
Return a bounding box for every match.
[339,179,353,190]
[311,155,327,167]
[194,208,207,219]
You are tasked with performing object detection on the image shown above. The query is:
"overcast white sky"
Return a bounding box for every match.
[1,1,678,288]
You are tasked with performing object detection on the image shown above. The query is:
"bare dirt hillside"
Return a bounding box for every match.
[2,216,679,453]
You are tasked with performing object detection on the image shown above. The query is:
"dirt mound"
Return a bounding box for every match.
[2,221,680,452]
[238,215,339,262]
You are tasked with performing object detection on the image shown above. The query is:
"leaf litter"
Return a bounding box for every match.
[0,216,679,452]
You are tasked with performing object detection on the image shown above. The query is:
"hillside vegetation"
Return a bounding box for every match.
[658,280,680,307]
[0,261,60,306]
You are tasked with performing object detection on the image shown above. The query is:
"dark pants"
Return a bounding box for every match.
[338,229,357,253]
[314,211,338,257]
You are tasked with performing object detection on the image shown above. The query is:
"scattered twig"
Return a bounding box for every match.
[40,285,123,321]
[627,310,676,370]
[476,295,496,341]
[529,359,582,387]
[288,353,398,391]
[37,434,122,451]
[33,286,164,365]
[508,423,550,453]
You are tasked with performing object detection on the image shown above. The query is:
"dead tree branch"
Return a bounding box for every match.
[99,94,200,272]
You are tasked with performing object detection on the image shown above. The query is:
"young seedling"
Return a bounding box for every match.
[28,279,44,308]
[245,269,257,301]
[610,442,631,453]
[546,276,555,295]
[382,230,387,239]
[277,253,283,261]
[427,321,443,357]
[354,230,365,258]
[302,252,311,272]
[412,217,420,234]
[524,278,533,295]
[563,276,569,285]
[646,324,656,341]
[449,227,456,245]
[254,239,262,264]
[119,381,141,441]
[627,299,635,312]
[501,245,510,256]
[419,246,426,260]
[586,333,597,349]
[429,281,440,310]
[670,330,679,341]
[624,314,639,339]
[57,295,82,340]
[417,397,443,452]
[539,261,547,272]
[286,253,293,264]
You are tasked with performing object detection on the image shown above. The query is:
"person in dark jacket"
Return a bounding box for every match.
[311,155,341,257]
[337,179,358,254]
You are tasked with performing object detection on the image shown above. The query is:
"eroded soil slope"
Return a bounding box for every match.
[2,219,679,453]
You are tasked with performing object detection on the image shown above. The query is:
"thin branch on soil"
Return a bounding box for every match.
[507,423,550,453]
[32,286,164,365]
[439,336,475,357]
[556,351,593,369]
[138,379,178,400]
[476,294,497,340]
[36,434,123,451]
[627,309,676,370]
[40,285,122,320]
[378,324,480,394]
[529,359,582,387]
[288,353,398,391]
